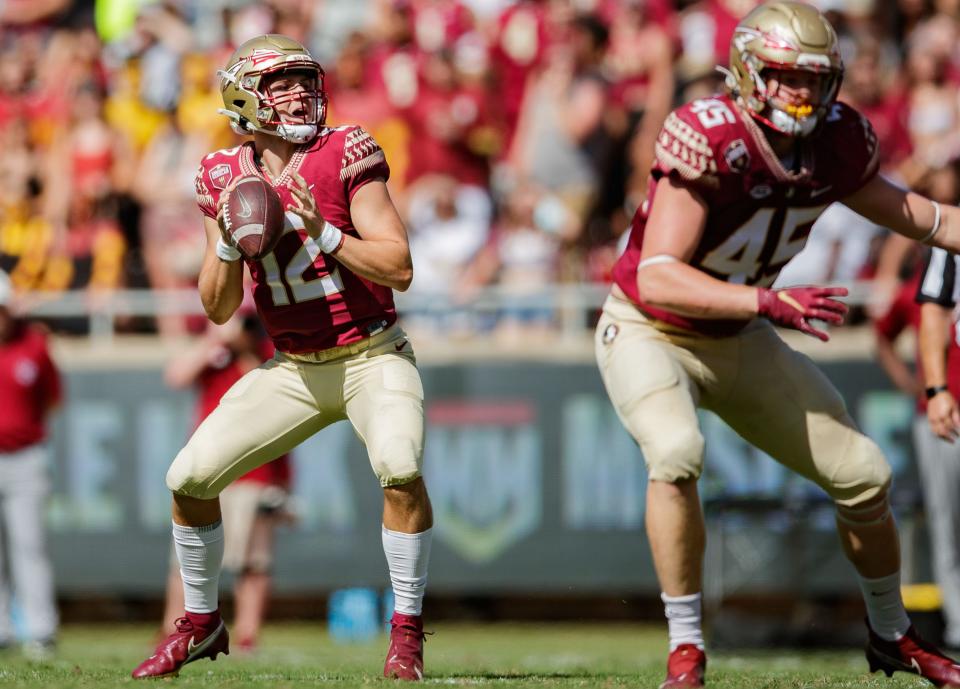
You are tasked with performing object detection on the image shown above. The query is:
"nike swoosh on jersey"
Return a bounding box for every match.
[810,185,834,198]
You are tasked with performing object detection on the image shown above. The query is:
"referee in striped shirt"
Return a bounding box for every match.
[917,245,960,649]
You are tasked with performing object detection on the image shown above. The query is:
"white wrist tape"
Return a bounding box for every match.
[317,221,344,254]
[637,254,680,271]
[921,200,942,245]
[216,237,242,262]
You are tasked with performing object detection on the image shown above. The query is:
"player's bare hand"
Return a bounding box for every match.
[287,171,324,239]
[757,286,848,341]
[928,390,960,442]
[215,178,240,241]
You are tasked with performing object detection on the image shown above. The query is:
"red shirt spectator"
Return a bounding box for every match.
[403,53,494,187]
[411,0,474,53]
[874,269,960,413]
[0,317,62,453]
[491,0,552,146]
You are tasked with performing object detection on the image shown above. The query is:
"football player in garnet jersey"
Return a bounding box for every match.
[132,35,432,680]
[597,3,960,688]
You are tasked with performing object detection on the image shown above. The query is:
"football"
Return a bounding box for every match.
[222,176,285,259]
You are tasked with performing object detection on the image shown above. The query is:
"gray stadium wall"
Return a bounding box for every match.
[47,361,920,596]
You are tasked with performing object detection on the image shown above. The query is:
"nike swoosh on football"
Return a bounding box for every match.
[810,185,833,198]
[236,191,253,219]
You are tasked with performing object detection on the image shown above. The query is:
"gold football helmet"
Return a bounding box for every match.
[217,34,326,144]
[724,1,843,137]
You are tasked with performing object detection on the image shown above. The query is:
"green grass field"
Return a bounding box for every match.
[0,622,938,688]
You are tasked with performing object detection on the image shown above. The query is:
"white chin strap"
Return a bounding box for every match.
[768,107,819,137]
[274,123,317,143]
[217,109,317,144]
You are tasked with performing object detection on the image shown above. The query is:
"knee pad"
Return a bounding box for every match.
[822,430,892,508]
[370,434,422,487]
[641,424,705,483]
[166,443,223,500]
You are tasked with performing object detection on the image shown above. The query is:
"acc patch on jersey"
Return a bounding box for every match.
[209,163,234,190]
[724,139,751,174]
[340,128,386,182]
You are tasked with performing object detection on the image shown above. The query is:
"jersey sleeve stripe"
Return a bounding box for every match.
[340,150,386,182]
[654,112,718,185]
[952,255,960,306]
[661,113,712,155]
[918,247,956,306]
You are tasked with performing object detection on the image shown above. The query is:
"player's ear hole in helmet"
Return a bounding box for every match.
[719,0,844,137]
[216,34,328,145]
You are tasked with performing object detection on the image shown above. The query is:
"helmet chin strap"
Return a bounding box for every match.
[216,108,317,143]
[768,106,819,137]
[274,123,317,144]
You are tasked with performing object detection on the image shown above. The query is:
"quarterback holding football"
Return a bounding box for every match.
[132,36,433,680]
[597,2,960,687]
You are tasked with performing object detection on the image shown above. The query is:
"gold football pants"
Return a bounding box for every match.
[595,290,890,507]
[166,325,424,499]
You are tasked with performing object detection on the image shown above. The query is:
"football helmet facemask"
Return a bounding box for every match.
[723,1,843,137]
[217,34,327,144]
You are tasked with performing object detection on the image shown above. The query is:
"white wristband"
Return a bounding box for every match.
[317,221,344,254]
[216,237,242,262]
[921,200,942,245]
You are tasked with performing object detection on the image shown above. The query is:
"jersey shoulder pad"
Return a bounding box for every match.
[823,101,879,187]
[337,125,387,182]
[195,145,247,218]
[194,164,216,218]
[654,98,742,189]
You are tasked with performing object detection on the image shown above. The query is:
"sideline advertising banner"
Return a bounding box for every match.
[48,361,918,595]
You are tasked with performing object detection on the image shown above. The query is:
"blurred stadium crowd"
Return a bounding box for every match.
[2,0,959,337]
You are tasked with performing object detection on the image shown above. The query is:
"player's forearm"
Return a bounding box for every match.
[198,258,244,324]
[933,205,960,254]
[875,335,920,396]
[333,236,413,291]
[919,303,952,387]
[845,176,952,248]
[637,263,758,319]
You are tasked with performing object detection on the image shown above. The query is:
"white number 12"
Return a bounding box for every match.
[261,212,344,306]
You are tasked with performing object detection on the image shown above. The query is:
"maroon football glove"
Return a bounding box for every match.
[756,286,849,341]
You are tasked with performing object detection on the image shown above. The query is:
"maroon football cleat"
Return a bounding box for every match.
[131,615,229,679]
[866,622,960,687]
[384,612,426,681]
[660,644,706,688]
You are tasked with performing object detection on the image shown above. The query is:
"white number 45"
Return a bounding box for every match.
[691,99,736,129]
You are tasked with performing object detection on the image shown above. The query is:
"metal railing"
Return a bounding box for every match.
[18,280,882,343]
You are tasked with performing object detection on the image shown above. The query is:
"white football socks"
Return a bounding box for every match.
[172,520,224,614]
[662,592,705,651]
[858,571,910,641]
[382,526,432,616]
